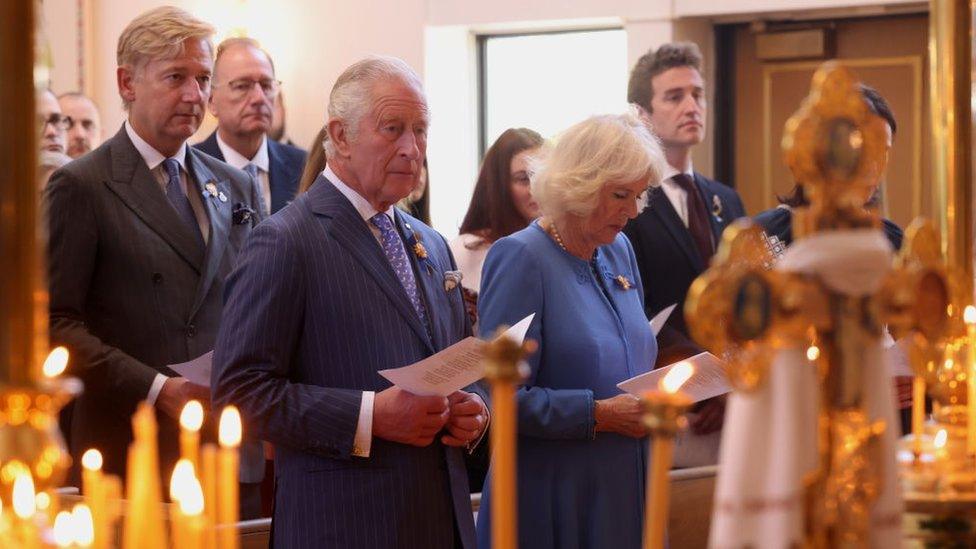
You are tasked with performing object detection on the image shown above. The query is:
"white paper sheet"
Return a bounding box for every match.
[617,351,731,403]
[649,303,677,336]
[379,314,535,397]
[169,350,213,387]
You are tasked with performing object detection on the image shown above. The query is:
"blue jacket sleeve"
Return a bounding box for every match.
[478,236,595,440]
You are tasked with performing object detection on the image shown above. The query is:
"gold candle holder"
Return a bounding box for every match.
[641,363,694,549]
[483,329,533,549]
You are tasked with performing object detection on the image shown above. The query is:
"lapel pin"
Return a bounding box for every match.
[204,181,218,198]
[218,191,228,203]
[711,195,724,222]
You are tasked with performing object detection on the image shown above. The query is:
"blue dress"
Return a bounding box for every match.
[476,221,658,549]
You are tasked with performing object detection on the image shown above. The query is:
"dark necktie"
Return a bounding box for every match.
[162,158,204,245]
[673,173,714,264]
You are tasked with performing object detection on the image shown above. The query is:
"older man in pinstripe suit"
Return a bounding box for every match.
[213,56,487,548]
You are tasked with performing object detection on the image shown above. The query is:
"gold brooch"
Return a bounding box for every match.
[413,242,428,259]
[615,275,632,290]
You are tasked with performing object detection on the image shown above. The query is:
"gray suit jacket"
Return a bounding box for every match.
[212,175,476,548]
[46,125,265,484]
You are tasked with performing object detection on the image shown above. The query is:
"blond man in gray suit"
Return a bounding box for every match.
[45,6,264,516]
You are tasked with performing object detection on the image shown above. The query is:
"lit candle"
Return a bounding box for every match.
[72,503,95,547]
[201,444,218,549]
[642,362,695,549]
[934,428,949,463]
[42,346,69,378]
[53,510,73,547]
[966,306,976,456]
[12,470,38,549]
[913,376,926,457]
[180,471,206,549]
[218,406,242,549]
[180,400,204,470]
[81,449,106,549]
[170,459,196,549]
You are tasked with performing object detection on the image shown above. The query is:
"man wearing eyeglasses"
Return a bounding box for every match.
[58,92,102,158]
[38,88,68,155]
[196,38,306,216]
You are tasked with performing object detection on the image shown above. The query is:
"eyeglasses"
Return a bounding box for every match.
[217,78,281,100]
[40,113,73,132]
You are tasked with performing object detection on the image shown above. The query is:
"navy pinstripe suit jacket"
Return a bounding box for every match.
[212,175,476,548]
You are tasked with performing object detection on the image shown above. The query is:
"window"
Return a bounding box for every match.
[479,29,629,152]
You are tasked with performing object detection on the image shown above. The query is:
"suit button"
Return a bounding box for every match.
[186,324,196,338]
[152,272,163,285]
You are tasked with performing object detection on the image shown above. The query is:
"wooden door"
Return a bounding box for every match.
[732,14,930,228]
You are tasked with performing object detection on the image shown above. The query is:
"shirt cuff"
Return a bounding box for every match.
[352,391,374,457]
[146,373,169,406]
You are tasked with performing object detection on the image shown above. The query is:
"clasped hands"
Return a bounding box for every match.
[373,387,488,448]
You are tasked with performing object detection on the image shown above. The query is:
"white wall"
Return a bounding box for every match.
[42,0,915,235]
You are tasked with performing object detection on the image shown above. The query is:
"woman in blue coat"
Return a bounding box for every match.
[476,111,668,549]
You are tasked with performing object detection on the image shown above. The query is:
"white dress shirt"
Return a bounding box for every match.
[216,133,272,216]
[659,164,695,228]
[324,164,408,458]
[124,121,211,406]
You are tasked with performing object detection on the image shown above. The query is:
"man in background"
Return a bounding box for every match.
[59,91,102,158]
[623,42,746,435]
[38,88,67,156]
[45,6,264,516]
[195,38,305,215]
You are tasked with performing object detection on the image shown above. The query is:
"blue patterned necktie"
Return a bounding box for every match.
[162,158,203,245]
[370,212,431,335]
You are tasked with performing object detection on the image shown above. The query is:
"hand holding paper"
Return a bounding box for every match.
[379,314,535,396]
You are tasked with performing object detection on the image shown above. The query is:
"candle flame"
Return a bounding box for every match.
[806,345,820,361]
[35,491,50,510]
[169,459,196,503]
[72,504,95,546]
[935,428,948,449]
[12,471,36,519]
[53,511,74,547]
[966,306,976,325]
[180,400,205,432]
[179,474,205,516]
[219,406,242,447]
[81,448,103,471]
[660,362,694,394]
[43,346,70,378]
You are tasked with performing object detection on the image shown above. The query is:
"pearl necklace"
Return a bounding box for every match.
[544,218,568,252]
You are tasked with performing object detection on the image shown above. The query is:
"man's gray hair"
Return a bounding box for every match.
[324,56,424,158]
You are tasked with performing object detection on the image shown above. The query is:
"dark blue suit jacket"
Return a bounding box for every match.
[623,172,746,366]
[195,131,306,214]
[212,175,476,548]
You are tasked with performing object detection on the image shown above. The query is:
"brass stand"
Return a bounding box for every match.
[483,331,532,549]
[0,0,76,498]
[641,391,692,549]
